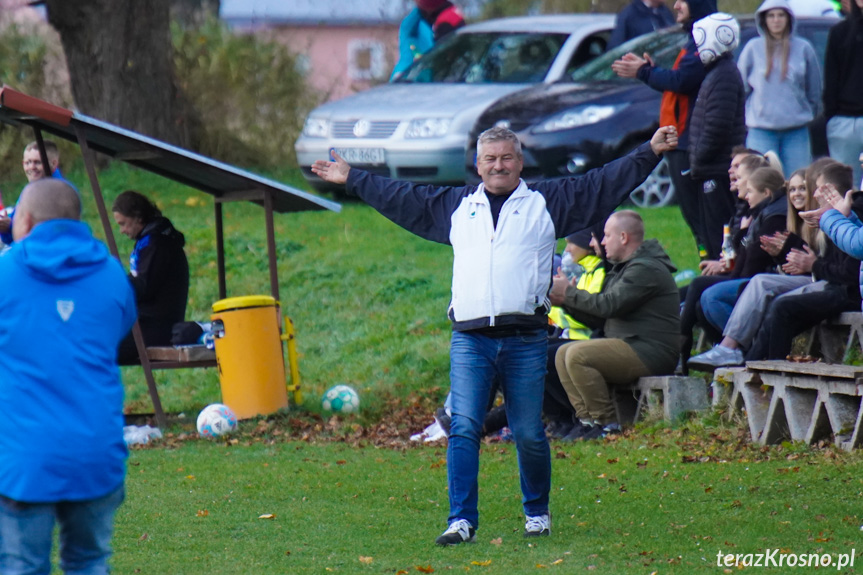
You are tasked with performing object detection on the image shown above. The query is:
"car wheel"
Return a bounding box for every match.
[629,158,676,208]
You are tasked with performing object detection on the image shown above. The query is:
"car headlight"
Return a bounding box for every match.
[405,118,451,138]
[532,104,629,133]
[302,117,330,138]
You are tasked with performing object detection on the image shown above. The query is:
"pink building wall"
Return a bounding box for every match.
[259,24,400,104]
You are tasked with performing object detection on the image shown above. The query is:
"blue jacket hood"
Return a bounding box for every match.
[14,219,111,283]
[689,0,718,22]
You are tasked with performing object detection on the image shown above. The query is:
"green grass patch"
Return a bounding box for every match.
[115,419,863,574]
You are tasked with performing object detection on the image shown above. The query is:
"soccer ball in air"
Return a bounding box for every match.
[196,403,238,438]
[321,385,360,414]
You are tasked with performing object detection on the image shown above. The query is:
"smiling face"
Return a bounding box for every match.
[476,139,523,196]
[788,174,808,211]
[22,149,49,182]
[673,0,690,24]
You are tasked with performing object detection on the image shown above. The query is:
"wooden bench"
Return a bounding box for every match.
[145,345,217,370]
[613,376,710,425]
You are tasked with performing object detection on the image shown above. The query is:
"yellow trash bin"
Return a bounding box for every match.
[211,295,288,419]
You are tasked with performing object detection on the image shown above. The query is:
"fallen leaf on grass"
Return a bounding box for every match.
[138,533,149,541]
[490,537,502,546]
[471,560,492,566]
[535,565,547,569]
[551,559,563,565]
[258,513,276,519]
[416,565,435,573]
[195,509,208,517]
[396,571,408,575]
[359,556,373,564]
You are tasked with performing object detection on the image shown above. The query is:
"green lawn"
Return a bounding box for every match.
[114,421,863,574]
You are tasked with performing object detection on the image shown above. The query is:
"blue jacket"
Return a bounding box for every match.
[609,0,675,49]
[346,143,660,332]
[820,209,863,303]
[0,220,136,502]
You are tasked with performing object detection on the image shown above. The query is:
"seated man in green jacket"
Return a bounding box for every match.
[549,210,680,440]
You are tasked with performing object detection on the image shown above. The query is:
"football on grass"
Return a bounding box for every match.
[321,385,360,414]
[196,403,238,438]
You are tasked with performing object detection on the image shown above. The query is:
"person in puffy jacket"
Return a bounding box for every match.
[689,12,746,260]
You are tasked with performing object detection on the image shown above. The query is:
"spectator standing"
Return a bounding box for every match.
[823,0,863,186]
[608,0,675,49]
[112,191,189,364]
[312,125,678,545]
[391,0,465,79]
[550,211,680,440]
[0,179,136,574]
[612,0,718,260]
[688,13,746,261]
[737,0,822,177]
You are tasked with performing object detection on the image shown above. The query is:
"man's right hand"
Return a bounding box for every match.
[611,52,649,78]
[311,150,351,185]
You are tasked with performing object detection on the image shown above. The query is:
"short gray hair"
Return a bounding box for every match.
[476,126,522,158]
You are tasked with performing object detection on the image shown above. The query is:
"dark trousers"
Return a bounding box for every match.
[666,149,704,253]
[745,285,859,360]
[694,173,735,261]
[680,275,730,373]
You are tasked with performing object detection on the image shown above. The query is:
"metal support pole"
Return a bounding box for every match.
[215,200,226,300]
[74,126,166,429]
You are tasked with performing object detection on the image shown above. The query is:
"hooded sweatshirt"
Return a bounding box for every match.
[823,0,863,119]
[560,238,680,375]
[636,0,717,150]
[0,219,136,502]
[129,216,189,343]
[737,0,822,130]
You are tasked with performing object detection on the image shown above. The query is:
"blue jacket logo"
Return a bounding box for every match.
[56,300,74,322]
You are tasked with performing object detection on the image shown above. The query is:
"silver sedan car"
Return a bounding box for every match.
[296,14,614,192]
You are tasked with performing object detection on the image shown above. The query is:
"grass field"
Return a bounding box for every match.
[29,161,861,574]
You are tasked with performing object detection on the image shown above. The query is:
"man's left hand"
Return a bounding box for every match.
[650,126,678,156]
[611,52,648,79]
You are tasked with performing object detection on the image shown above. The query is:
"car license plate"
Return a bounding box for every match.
[334,147,385,165]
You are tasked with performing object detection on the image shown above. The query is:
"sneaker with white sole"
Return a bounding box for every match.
[524,513,551,537]
[435,519,476,546]
[687,345,744,371]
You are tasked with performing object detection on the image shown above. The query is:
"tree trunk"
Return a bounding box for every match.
[44,0,187,147]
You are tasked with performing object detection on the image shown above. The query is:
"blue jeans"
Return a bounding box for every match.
[448,330,550,529]
[746,126,811,177]
[700,278,749,334]
[827,116,863,188]
[0,485,124,575]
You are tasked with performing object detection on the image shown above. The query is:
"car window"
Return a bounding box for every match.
[564,32,611,76]
[568,28,687,82]
[396,32,568,84]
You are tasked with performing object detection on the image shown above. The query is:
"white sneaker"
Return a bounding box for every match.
[524,513,551,537]
[410,420,441,442]
[687,345,744,371]
[435,519,476,546]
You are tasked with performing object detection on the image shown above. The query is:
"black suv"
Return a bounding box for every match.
[466,16,836,207]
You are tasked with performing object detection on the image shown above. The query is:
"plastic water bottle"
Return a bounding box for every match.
[560,251,583,281]
[674,269,697,287]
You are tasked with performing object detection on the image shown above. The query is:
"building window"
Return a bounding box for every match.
[347,39,385,80]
